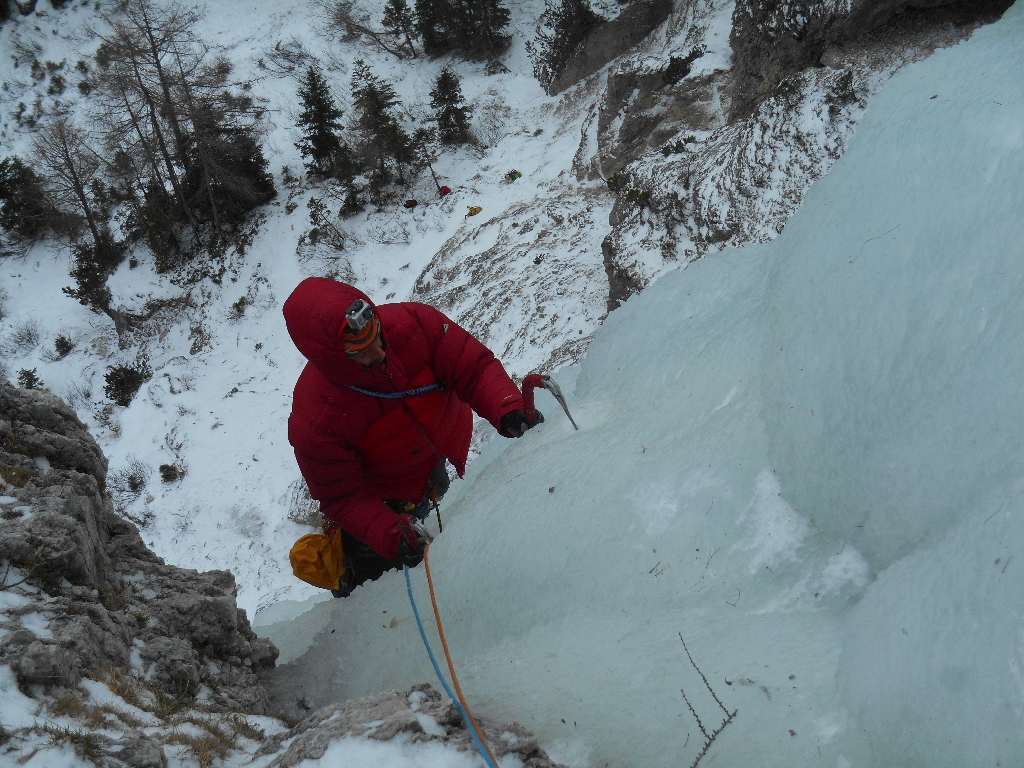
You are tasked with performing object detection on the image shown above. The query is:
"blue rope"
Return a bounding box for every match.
[404,565,498,768]
[348,383,440,399]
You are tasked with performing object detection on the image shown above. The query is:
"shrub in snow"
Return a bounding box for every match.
[53,334,75,359]
[0,157,57,242]
[103,360,152,407]
[306,197,347,249]
[16,369,42,390]
[64,380,92,413]
[159,463,185,483]
[46,74,66,95]
[109,456,153,523]
[3,319,42,356]
[228,295,253,320]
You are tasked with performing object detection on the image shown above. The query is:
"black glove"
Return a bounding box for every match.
[398,537,424,567]
[501,409,544,438]
[394,514,425,567]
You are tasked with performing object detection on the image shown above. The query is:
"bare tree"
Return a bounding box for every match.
[94,0,272,240]
[96,1,201,231]
[115,0,203,171]
[32,117,103,246]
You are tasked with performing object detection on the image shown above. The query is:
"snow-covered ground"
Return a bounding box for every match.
[0,0,615,617]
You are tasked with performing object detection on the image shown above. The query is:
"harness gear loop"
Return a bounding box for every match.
[405,552,499,768]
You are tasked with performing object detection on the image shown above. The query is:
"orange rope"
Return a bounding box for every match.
[423,546,499,767]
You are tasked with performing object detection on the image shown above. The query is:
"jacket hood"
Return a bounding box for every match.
[283,278,385,385]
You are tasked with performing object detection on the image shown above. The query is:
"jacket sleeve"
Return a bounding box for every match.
[290,415,404,559]
[409,304,523,431]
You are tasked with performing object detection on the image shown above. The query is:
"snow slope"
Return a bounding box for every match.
[262,5,1024,767]
[0,0,613,616]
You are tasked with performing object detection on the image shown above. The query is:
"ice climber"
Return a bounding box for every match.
[283,278,542,596]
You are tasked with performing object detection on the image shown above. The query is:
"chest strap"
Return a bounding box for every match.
[347,383,440,399]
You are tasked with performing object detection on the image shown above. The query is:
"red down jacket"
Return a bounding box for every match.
[284,278,524,558]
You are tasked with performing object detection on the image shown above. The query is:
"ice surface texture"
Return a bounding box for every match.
[264,5,1024,767]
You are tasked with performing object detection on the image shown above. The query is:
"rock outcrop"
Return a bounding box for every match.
[257,683,567,768]
[0,380,278,706]
[727,0,1013,120]
[0,379,280,763]
[548,0,674,95]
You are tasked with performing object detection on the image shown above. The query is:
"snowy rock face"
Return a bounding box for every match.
[727,0,996,119]
[548,0,674,95]
[593,0,1015,307]
[261,5,1024,767]
[0,379,280,756]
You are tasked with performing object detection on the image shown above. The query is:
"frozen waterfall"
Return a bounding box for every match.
[256,5,1024,766]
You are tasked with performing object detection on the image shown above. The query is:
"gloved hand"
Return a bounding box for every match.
[393,514,425,567]
[500,409,544,438]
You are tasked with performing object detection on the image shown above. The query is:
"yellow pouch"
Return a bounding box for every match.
[289,524,345,590]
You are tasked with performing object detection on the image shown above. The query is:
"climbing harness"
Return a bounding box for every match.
[347,383,440,399]
[405,549,499,768]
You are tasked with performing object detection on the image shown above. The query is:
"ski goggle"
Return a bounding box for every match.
[341,299,381,357]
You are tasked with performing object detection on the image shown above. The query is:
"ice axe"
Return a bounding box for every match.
[522,374,578,430]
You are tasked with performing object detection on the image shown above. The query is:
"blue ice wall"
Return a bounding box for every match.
[262,5,1024,766]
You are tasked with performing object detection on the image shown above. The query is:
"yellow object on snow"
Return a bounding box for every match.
[467,206,482,216]
[289,524,345,590]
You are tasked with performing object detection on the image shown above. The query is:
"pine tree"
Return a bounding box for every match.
[430,68,472,145]
[295,66,352,179]
[382,0,418,58]
[529,0,603,92]
[415,0,511,59]
[175,54,276,229]
[181,96,276,228]
[351,61,415,194]
[415,0,448,56]
[463,0,511,58]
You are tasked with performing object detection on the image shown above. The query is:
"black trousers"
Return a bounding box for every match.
[333,461,449,597]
